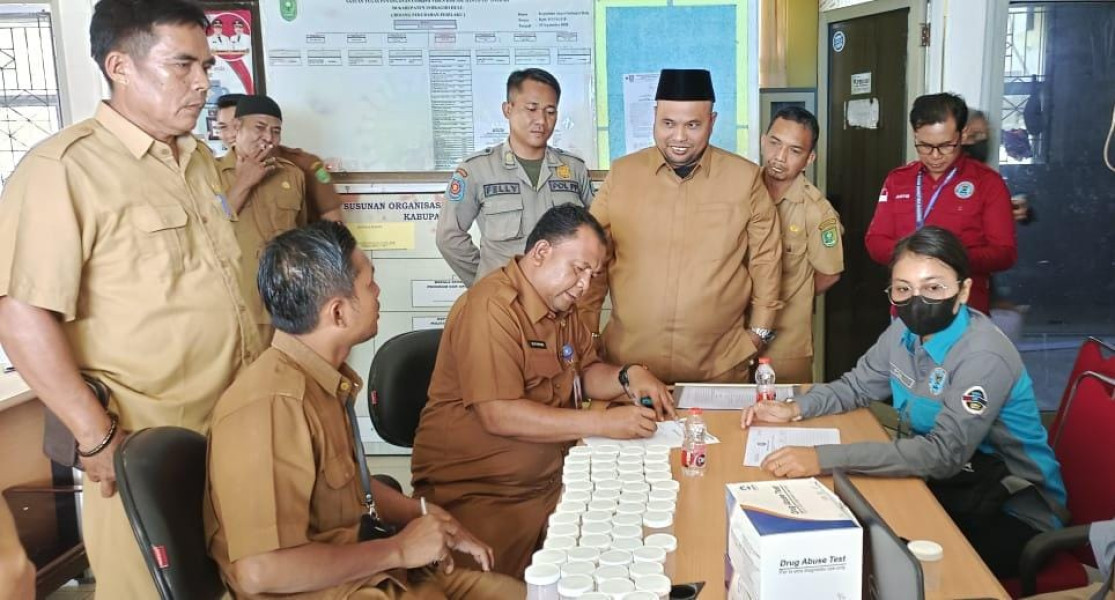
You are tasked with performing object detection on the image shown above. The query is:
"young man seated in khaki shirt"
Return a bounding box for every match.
[205,221,522,599]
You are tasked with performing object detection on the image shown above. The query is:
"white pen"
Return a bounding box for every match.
[420,497,428,516]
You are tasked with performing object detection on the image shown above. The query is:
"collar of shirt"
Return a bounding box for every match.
[497,138,560,169]
[95,101,198,166]
[917,153,971,190]
[271,331,363,400]
[772,173,808,206]
[901,305,972,364]
[649,144,716,179]
[504,256,558,324]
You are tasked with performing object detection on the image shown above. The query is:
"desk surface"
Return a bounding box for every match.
[0,371,34,413]
[670,409,1008,600]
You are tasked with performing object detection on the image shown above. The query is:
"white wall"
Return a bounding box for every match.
[925,0,1009,116]
[52,0,105,124]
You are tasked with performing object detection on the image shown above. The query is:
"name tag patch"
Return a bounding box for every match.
[548,180,581,194]
[484,183,521,196]
[528,340,547,349]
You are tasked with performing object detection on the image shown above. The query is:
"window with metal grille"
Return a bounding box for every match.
[0,5,60,188]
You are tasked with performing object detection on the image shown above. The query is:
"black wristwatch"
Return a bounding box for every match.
[618,363,647,393]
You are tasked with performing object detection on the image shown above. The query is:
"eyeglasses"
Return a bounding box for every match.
[884,281,961,306]
[914,138,961,156]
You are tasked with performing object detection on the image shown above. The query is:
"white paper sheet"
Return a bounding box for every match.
[846,98,880,129]
[582,419,720,449]
[743,427,841,467]
[676,384,800,410]
[622,72,659,154]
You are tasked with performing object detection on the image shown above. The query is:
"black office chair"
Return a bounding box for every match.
[367,328,443,447]
[114,427,226,600]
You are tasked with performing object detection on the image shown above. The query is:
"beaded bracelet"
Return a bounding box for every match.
[77,411,119,458]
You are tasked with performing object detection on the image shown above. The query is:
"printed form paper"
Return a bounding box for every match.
[583,419,721,449]
[743,427,841,467]
[676,384,801,410]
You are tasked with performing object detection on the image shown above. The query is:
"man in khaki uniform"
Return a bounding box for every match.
[215,93,344,222]
[414,205,674,578]
[581,69,783,384]
[207,221,522,599]
[437,68,594,286]
[759,107,843,383]
[0,2,261,596]
[219,94,341,343]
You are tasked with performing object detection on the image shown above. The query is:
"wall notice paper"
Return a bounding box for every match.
[677,384,802,410]
[261,0,596,171]
[621,72,659,154]
[850,71,871,95]
[412,316,448,330]
[846,98,880,129]
[347,222,416,251]
[743,427,841,467]
[412,280,467,308]
[583,418,721,449]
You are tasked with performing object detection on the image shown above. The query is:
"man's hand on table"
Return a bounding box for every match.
[740,400,801,428]
[760,446,821,478]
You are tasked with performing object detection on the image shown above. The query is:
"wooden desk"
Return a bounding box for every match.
[670,409,1008,600]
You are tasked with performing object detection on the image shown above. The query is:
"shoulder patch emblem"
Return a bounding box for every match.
[821,227,838,248]
[961,385,988,415]
[954,181,975,199]
[929,367,948,396]
[447,172,466,202]
[555,164,571,179]
[818,218,838,231]
[455,167,468,178]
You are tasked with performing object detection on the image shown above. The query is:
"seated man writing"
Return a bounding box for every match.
[412,204,676,578]
[205,221,522,599]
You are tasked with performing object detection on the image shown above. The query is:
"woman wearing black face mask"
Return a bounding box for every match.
[740,226,1067,580]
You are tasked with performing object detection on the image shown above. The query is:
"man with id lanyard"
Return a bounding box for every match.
[412,205,675,578]
[865,93,1016,314]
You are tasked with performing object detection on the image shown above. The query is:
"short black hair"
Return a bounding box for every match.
[258,221,361,335]
[507,68,561,102]
[909,92,968,132]
[90,0,208,83]
[768,106,820,151]
[216,93,245,110]
[890,226,970,282]
[524,204,606,255]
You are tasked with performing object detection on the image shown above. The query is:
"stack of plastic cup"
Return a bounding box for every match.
[561,561,597,579]
[643,534,677,579]
[526,563,561,600]
[633,574,672,599]
[611,537,643,553]
[549,511,581,529]
[544,535,578,552]
[558,574,594,600]
[611,525,642,541]
[563,490,591,505]
[642,511,673,538]
[593,565,629,585]
[598,549,633,569]
[581,521,612,538]
[628,559,665,577]
[549,522,580,541]
[567,546,600,566]
[598,577,636,599]
[532,548,568,568]
[580,533,611,552]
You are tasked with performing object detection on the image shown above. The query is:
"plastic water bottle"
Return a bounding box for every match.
[755,358,777,403]
[681,408,708,477]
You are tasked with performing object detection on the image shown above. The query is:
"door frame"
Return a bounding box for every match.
[812,0,927,379]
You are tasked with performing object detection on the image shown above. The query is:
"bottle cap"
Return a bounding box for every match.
[907,540,944,562]
[759,357,771,364]
[524,563,560,585]
[689,407,703,415]
[557,574,594,595]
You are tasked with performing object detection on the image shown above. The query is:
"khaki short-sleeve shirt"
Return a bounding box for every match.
[0,102,261,432]
[218,149,307,328]
[766,175,845,360]
[205,332,401,599]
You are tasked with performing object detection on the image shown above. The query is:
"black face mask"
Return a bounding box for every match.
[896,294,960,337]
[964,140,990,164]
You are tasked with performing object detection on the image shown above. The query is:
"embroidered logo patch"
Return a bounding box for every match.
[961,386,988,415]
[447,173,466,201]
[821,227,838,248]
[954,181,975,199]
[929,367,948,396]
[556,164,571,179]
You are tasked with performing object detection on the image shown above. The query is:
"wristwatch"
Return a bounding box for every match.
[618,363,648,393]
[749,326,776,345]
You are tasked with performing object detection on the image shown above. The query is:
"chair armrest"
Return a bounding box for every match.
[1020,524,1091,596]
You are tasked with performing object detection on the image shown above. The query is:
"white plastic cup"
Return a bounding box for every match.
[644,534,677,579]
[645,500,675,515]
[593,565,629,585]
[588,499,618,513]
[566,454,592,468]
[616,503,646,517]
[619,446,645,457]
[580,594,610,600]
[567,546,601,565]
[591,444,621,455]
[908,540,943,593]
[634,574,672,599]
[650,480,679,494]
[622,592,659,600]
[628,560,665,577]
[632,546,666,566]
[599,549,634,567]
[611,524,643,540]
[526,563,562,600]
[563,490,592,505]
[545,535,578,551]
[581,521,612,538]
[591,470,619,484]
[622,481,651,495]
[611,512,643,529]
[550,511,582,528]
[645,444,670,457]
[592,488,622,503]
[611,537,643,553]
[563,471,590,486]
[598,577,636,599]
[642,511,674,538]
[533,548,568,567]
[648,489,677,504]
[644,471,673,485]
[643,461,671,474]
[580,533,612,551]
[564,480,594,495]
[617,463,644,476]
[549,522,580,540]
[617,454,644,466]
[568,445,593,456]
[565,461,591,474]
[595,480,623,493]
[556,501,587,515]
[618,492,649,507]
[561,560,597,579]
[582,510,613,525]
[619,472,645,484]
[558,574,595,599]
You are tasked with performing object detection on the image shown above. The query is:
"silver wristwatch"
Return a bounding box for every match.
[749,326,775,345]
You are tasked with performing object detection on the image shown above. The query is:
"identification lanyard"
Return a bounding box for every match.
[562,343,585,410]
[343,394,379,519]
[915,166,958,229]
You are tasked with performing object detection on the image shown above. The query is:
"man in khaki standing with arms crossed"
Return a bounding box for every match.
[759,107,844,382]
[0,1,261,596]
[582,69,782,383]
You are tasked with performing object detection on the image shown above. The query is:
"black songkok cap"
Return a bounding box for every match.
[235,95,283,120]
[655,69,715,102]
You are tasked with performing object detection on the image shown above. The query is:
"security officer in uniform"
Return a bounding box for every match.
[743,226,1066,579]
[219,95,340,343]
[437,68,594,286]
[581,69,783,384]
[0,2,261,596]
[759,107,844,383]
